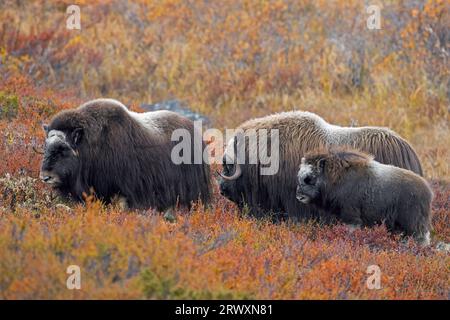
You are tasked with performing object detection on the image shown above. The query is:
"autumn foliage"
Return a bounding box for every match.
[0,0,449,299]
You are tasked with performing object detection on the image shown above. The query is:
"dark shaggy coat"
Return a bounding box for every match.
[297,147,433,244]
[219,111,423,221]
[42,99,211,210]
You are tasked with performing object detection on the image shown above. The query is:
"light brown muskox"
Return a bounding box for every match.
[219,111,423,221]
[296,147,433,245]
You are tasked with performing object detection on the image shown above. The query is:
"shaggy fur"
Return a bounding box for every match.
[40,99,211,210]
[296,147,433,244]
[219,111,423,221]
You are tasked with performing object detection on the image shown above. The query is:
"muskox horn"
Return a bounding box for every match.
[218,163,242,180]
[32,146,45,154]
[219,132,245,180]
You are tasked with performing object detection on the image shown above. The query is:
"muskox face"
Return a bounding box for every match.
[39,126,82,188]
[296,157,325,204]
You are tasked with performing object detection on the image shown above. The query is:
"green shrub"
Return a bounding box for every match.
[0,92,19,120]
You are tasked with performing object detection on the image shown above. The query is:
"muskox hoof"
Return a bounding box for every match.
[415,231,431,247]
[117,196,128,211]
[345,224,361,233]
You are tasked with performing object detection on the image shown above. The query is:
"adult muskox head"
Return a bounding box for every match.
[40,125,82,193]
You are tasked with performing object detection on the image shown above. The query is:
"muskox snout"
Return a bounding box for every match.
[296,186,310,204]
[39,171,61,185]
[218,180,227,196]
[218,179,235,201]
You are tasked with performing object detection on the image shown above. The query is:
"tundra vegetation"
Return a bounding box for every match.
[0,0,449,299]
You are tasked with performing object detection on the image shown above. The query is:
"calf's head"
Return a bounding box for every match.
[296,157,325,204]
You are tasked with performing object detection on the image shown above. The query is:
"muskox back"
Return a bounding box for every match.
[341,127,423,176]
[42,99,211,210]
[219,111,423,221]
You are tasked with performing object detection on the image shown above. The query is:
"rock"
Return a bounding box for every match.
[141,100,210,126]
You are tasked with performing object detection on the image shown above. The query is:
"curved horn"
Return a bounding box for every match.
[218,163,242,180]
[218,132,244,181]
[32,146,45,155]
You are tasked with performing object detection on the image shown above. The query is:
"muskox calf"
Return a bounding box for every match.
[296,147,433,245]
[39,98,211,210]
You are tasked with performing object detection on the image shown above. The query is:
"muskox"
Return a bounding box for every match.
[39,98,211,210]
[296,147,433,245]
[218,111,423,221]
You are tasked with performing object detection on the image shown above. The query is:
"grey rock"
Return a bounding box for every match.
[140,100,210,126]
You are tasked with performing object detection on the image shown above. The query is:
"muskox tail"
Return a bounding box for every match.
[351,129,423,176]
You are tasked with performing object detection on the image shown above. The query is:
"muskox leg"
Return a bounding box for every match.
[269,211,289,224]
[414,231,431,247]
[345,224,361,233]
[117,196,128,210]
[111,195,128,210]
[340,206,363,231]
[395,204,431,246]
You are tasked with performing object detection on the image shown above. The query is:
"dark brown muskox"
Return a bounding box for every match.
[39,98,211,210]
[296,147,433,245]
[218,111,423,221]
